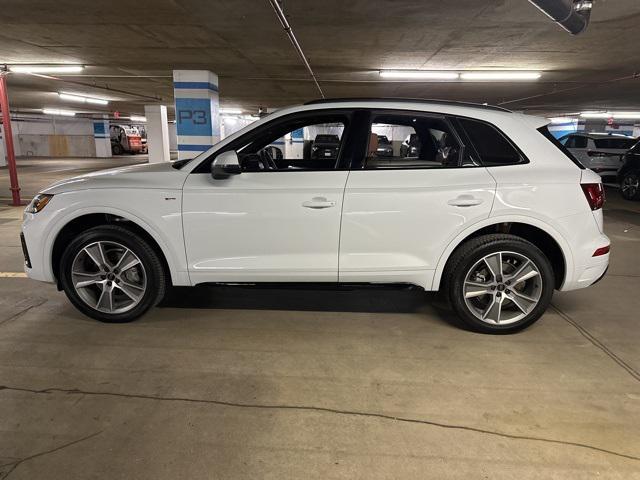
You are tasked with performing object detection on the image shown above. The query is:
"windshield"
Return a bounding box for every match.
[314,134,339,143]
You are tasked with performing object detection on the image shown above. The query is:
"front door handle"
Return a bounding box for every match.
[302,197,336,209]
[447,195,484,207]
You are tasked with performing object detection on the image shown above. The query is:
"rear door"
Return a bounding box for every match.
[338,110,496,288]
[565,135,590,167]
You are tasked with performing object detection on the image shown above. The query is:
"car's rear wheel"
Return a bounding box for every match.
[445,234,554,334]
[620,171,640,201]
[60,225,166,323]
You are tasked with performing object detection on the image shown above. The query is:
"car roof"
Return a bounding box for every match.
[305,97,511,112]
[570,132,636,139]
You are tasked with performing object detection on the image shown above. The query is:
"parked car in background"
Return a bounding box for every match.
[558,132,636,179]
[618,140,640,200]
[310,134,340,160]
[21,99,610,334]
[110,125,144,155]
[375,135,393,157]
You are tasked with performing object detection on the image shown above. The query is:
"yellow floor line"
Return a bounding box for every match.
[0,272,28,277]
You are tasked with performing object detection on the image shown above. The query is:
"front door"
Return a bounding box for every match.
[339,111,497,289]
[182,110,353,284]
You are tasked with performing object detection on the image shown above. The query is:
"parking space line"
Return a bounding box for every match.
[0,272,27,277]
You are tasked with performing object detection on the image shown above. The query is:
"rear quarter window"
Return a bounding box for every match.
[457,118,524,166]
[538,126,585,169]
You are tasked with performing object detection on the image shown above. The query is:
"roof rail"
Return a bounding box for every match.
[303,97,512,113]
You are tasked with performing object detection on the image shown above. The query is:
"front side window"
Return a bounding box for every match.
[234,115,347,172]
[363,113,463,169]
[457,118,524,166]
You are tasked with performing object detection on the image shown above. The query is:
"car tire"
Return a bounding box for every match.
[111,144,124,155]
[59,225,166,323]
[444,234,554,334]
[620,171,640,201]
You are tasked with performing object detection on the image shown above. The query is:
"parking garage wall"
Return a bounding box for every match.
[10,114,96,157]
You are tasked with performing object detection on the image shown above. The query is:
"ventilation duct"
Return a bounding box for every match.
[529,0,593,35]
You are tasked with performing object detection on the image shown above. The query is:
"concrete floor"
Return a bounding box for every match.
[0,158,639,479]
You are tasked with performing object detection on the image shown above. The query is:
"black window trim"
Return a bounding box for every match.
[454,115,530,167]
[350,108,477,171]
[191,108,356,173]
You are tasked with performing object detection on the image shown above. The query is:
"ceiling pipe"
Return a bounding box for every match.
[529,0,593,35]
[267,0,325,98]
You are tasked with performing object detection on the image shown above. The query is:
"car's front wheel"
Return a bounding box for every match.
[620,171,640,201]
[445,234,554,334]
[60,225,166,323]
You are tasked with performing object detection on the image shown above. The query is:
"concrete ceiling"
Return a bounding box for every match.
[2,0,640,117]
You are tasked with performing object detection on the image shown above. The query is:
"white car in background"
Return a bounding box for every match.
[558,132,636,179]
[21,99,610,334]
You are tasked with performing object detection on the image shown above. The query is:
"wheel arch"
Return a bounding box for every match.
[50,211,178,289]
[431,217,572,291]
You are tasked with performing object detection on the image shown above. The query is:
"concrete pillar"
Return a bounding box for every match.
[0,124,6,167]
[285,128,304,159]
[93,116,111,158]
[173,70,220,160]
[144,105,171,163]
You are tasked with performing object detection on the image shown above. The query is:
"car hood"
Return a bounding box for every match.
[41,161,189,195]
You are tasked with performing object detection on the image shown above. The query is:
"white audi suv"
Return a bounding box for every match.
[21,99,610,333]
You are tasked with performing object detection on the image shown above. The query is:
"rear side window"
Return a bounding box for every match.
[538,126,585,169]
[593,137,636,150]
[457,118,523,166]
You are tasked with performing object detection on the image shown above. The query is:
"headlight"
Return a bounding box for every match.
[25,194,53,214]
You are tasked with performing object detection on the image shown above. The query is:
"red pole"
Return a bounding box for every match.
[0,73,23,206]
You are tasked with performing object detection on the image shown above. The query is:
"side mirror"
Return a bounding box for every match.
[211,150,241,179]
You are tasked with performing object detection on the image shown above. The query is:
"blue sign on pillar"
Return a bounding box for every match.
[173,70,220,159]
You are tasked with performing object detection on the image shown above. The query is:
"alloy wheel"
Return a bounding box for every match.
[71,241,147,314]
[463,251,543,325]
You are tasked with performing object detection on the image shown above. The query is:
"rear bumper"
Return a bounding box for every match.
[560,250,609,291]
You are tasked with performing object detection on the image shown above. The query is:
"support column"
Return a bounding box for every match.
[144,105,171,163]
[93,116,111,157]
[173,70,220,160]
[0,73,22,205]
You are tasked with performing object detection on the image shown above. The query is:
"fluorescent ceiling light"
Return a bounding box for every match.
[43,108,75,116]
[549,116,576,124]
[609,112,640,119]
[220,108,243,114]
[581,111,640,119]
[130,115,147,122]
[380,70,459,80]
[460,71,542,80]
[580,112,610,118]
[10,65,84,74]
[59,92,108,105]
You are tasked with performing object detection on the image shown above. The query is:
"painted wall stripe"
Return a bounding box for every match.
[173,82,219,92]
[177,144,213,151]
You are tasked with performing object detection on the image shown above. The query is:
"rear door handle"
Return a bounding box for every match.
[302,197,336,209]
[447,195,484,207]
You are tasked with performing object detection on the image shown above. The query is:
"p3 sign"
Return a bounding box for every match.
[175,98,216,136]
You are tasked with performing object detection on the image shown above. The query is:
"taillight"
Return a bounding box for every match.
[581,183,605,210]
[593,245,610,257]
